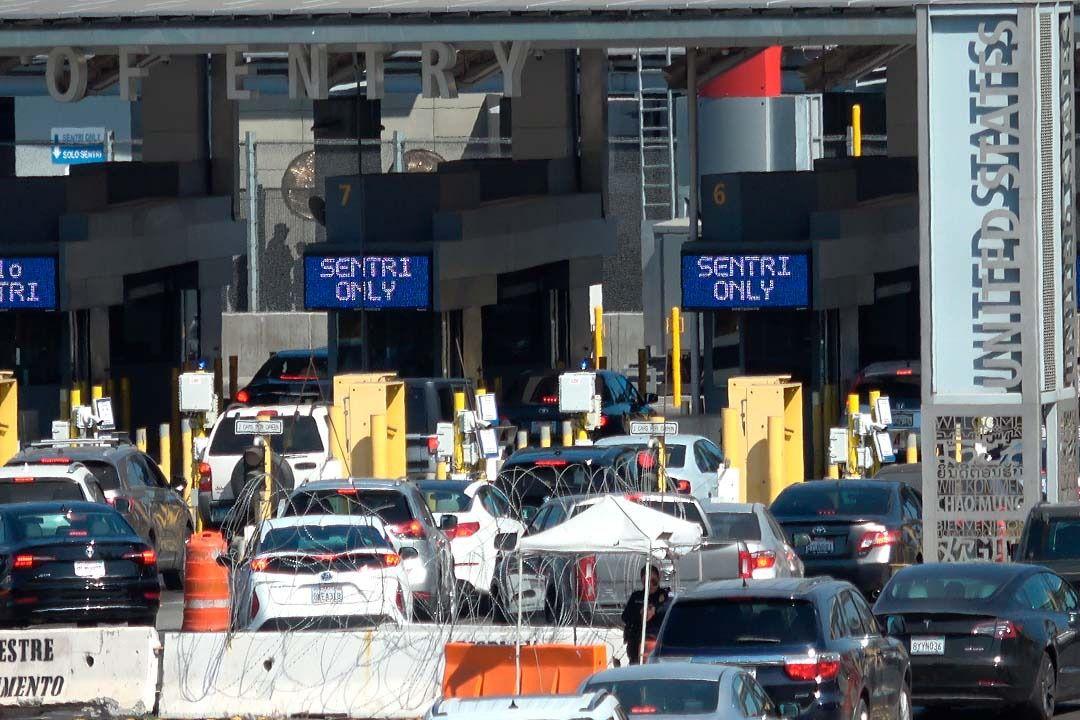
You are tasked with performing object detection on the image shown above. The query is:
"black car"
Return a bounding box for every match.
[0,501,160,627]
[501,370,656,440]
[236,348,329,404]
[651,577,910,720]
[873,562,1080,720]
[496,445,657,520]
[1015,502,1080,588]
[770,480,923,598]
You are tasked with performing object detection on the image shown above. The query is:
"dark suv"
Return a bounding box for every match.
[651,577,911,720]
[7,439,193,589]
[1015,501,1080,589]
[770,480,922,598]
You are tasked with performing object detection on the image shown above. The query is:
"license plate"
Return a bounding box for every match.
[893,414,914,428]
[910,636,945,655]
[74,561,105,579]
[310,585,343,605]
[805,538,834,554]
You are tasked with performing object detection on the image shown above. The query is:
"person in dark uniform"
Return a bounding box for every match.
[622,564,671,665]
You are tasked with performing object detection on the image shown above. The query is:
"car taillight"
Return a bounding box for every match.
[541,394,558,405]
[630,707,658,715]
[636,451,656,470]
[144,590,161,601]
[382,553,402,567]
[675,479,691,494]
[577,555,598,602]
[626,492,643,503]
[250,557,270,572]
[784,654,841,681]
[13,553,49,570]
[896,368,913,376]
[857,529,900,554]
[598,415,609,429]
[235,389,250,404]
[426,436,439,456]
[12,477,34,484]
[123,548,158,566]
[388,519,425,539]
[738,548,752,579]
[38,457,70,465]
[448,522,480,539]
[972,619,1021,639]
[336,488,358,495]
[279,374,317,381]
[198,462,212,492]
[750,550,776,570]
[534,459,568,467]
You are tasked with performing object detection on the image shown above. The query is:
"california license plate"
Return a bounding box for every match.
[805,538,834,554]
[74,561,105,579]
[910,636,945,655]
[311,585,343,605]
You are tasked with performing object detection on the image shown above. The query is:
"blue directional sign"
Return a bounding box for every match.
[0,256,59,310]
[51,127,107,166]
[304,254,432,310]
[682,252,811,310]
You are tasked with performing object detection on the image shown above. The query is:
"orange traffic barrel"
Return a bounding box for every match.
[181,530,231,631]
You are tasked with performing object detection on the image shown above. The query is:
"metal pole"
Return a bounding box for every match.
[639,550,651,664]
[245,130,259,312]
[393,131,405,173]
[687,47,700,415]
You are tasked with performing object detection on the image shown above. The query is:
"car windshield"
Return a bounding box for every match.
[660,599,819,650]
[1022,516,1080,561]
[419,486,471,513]
[9,507,132,541]
[259,524,388,554]
[771,484,892,517]
[80,461,121,491]
[0,478,84,503]
[210,415,324,455]
[253,354,327,380]
[283,489,414,525]
[706,512,762,541]
[582,679,719,715]
[879,572,1005,604]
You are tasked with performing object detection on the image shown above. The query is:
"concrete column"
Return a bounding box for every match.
[88,307,109,386]
[838,306,858,392]
[312,95,382,242]
[885,48,917,158]
[578,49,609,213]
[140,56,208,164]
[209,55,240,203]
[512,51,575,161]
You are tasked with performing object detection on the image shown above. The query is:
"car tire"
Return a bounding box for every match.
[1026,652,1056,720]
[853,697,868,720]
[896,682,912,720]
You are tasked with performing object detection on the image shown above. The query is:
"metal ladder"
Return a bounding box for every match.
[636,48,677,221]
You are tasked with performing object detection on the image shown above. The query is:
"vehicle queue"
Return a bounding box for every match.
[0,357,1078,720]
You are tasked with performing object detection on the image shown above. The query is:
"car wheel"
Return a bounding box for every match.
[896,682,912,720]
[1027,652,1056,720]
[853,697,868,720]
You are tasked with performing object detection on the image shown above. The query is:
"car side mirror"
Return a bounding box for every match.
[400,547,420,560]
[779,704,800,720]
[113,497,131,514]
[439,515,458,532]
[645,393,659,404]
[494,532,519,552]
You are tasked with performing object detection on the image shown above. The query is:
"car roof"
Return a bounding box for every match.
[224,403,328,417]
[594,434,709,447]
[0,500,110,515]
[415,479,474,493]
[677,576,847,601]
[271,348,328,358]
[0,463,92,480]
[260,513,386,532]
[289,478,410,494]
[584,662,734,684]
[704,502,757,513]
[780,479,901,493]
[506,445,635,465]
[11,443,136,464]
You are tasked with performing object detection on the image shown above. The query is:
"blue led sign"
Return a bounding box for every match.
[682,252,811,310]
[0,256,59,310]
[304,254,432,310]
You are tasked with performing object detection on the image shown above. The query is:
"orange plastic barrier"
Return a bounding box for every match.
[181,530,231,631]
[442,643,607,697]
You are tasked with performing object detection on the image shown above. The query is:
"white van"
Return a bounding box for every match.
[427,692,625,720]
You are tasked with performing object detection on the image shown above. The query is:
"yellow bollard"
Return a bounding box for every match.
[516,430,528,450]
[561,420,573,447]
[371,413,388,477]
[121,377,131,432]
[593,305,604,369]
[906,432,919,464]
[159,423,171,479]
[452,391,466,472]
[436,461,449,480]
[827,463,840,479]
[851,104,862,158]
[867,390,881,475]
[180,419,193,502]
[767,415,784,502]
[576,426,588,444]
[540,425,552,449]
[669,307,682,410]
[91,384,103,403]
[261,436,273,521]
[135,427,147,453]
[846,393,860,477]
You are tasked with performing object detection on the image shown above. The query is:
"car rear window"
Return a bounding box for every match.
[706,512,762,541]
[497,464,634,511]
[419,486,472,513]
[283,489,414,525]
[210,415,324,455]
[80,461,121,491]
[582,679,719,715]
[258,524,387,554]
[660,599,819,650]
[879,571,1006,603]
[1022,516,1080,560]
[254,354,327,380]
[771,484,892,517]
[9,507,132,541]
[666,445,687,469]
[0,478,85,503]
[636,498,708,535]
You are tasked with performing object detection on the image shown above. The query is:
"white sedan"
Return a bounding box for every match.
[416,480,525,612]
[594,434,725,501]
[237,514,413,631]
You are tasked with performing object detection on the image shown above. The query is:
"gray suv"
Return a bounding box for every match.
[8,438,194,589]
[278,478,458,620]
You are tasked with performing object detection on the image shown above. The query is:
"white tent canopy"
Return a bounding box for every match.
[516,494,702,556]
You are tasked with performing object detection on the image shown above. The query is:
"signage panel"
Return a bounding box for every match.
[0,256,59,310]
[681,252,810,310]
[51,127,107,165]
[304,254,432,310]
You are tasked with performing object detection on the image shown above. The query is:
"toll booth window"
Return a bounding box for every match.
[0,478,85,503]
[254,354,328,380]
[210,416,324,455]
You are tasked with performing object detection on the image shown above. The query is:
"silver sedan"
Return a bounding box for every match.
[703,501,804,579]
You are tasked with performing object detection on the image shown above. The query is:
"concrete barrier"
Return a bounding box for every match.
[0,627,158,715]
[159,624,626,719]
